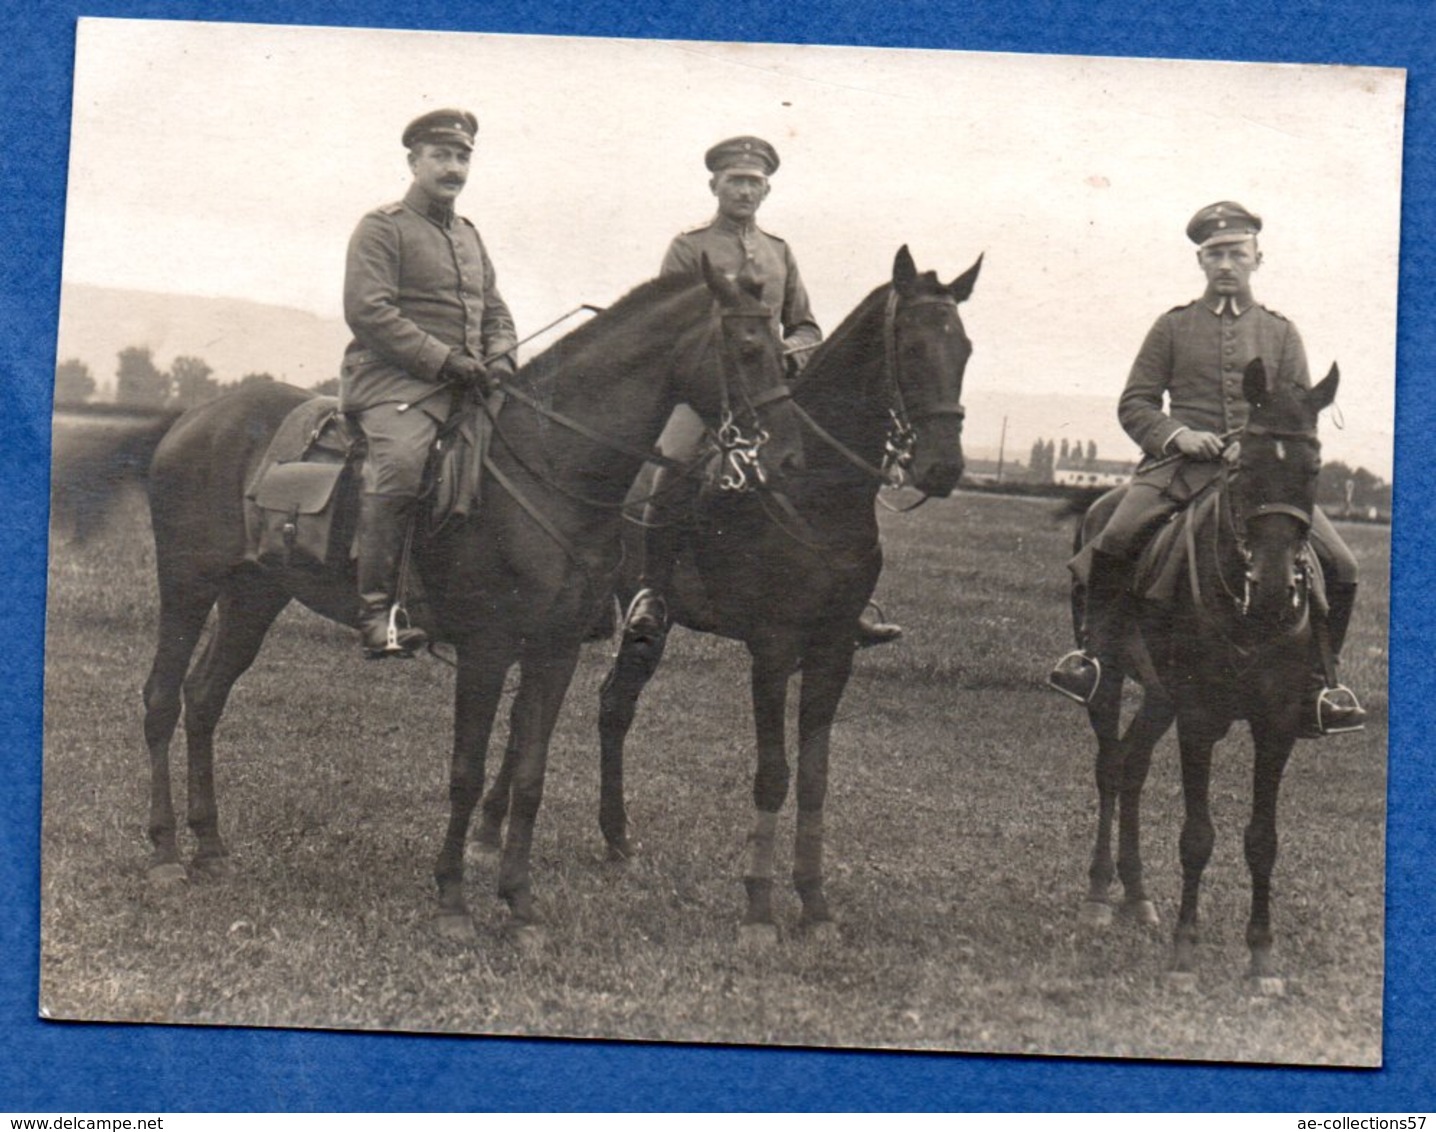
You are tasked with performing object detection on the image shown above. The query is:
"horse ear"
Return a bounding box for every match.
[1309,363,1340,413]
[948,253,983,303]
[735,266,765,301]
[701,252,742,308]
[893,245,917,293]
[1242,357,1270,409]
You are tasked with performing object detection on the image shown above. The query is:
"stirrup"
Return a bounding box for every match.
[363,603,426,659]
[1048,649,1101,705]
[1309,684,1367,737]
[622,587,668,639]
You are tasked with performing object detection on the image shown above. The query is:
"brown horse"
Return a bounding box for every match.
[1072,357,1340,990]
[504,245,977,943]
[141,261,801,943]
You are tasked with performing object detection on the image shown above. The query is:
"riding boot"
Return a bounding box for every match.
[1303,580,1367,736]
[855,608,903,648]
[623,472,687,641]
[356,493,428,659]
[1049,549,1132,704]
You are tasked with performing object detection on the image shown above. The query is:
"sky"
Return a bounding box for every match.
[60,19,1404,477]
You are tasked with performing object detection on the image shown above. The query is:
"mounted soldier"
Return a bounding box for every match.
[623,134,902,647]
[339,108,518,657]
[1049,201,1365,737]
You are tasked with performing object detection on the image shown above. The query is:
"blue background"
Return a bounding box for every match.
[3,0,1431,1112]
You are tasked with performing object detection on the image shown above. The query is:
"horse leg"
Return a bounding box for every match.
[1244,714,1296,993]
[1083,674,1124,927]
[596,623,670,860]
[179,573,291,873]
[495,640,582,941]
[476,707,521,853]
[792,634,855,936]
[1171,703,1227,981]
[740,633,801,947]
[1114,688,1174,926]
[434,637,510,937]
[143,579,220,883]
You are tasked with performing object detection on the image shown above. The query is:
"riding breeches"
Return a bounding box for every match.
[654,403,707,464]
[354,402,441,497]
[1086,480,1358,584]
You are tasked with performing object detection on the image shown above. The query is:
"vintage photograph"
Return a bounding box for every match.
[41,18,1400,1066]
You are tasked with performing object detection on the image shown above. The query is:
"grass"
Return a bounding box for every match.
[38,485,1388,1064]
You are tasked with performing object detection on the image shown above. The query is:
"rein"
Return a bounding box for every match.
[473,300,792,579]
[793,288,966,505]
[1184,450,1315,675]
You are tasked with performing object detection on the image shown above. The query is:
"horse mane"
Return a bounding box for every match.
[802,283,888,380]
[797,268,952,392]
[518,274,699,389]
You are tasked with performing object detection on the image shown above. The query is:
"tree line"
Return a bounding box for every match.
[1026,438,1103,482]
[55,347,339,409]
[1021,433,1390,517]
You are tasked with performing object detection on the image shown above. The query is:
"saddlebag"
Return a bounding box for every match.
[250,460,356,570]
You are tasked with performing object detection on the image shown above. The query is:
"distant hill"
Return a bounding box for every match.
[52,283,1385,483]
[55,283,350,396]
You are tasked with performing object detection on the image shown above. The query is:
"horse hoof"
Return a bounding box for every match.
[1166,971,1199,994]
[148,863,188,888]
[1119,898,1160,927]
[738,923,779,952]
[1249,975,1285,998]
[434,911,476,941]
[1079,901,1113,930]
[509,923,547,957]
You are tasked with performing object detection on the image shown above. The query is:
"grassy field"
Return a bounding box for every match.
[38,483,1388,1064]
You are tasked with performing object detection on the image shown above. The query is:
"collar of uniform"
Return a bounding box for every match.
[710,213,760,238]
[404,182,456,227]
[1203,292,1252,316]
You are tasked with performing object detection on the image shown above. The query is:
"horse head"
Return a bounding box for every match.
[884,245,981,497]
[1236,356,1338,625]
[679,253,804,489]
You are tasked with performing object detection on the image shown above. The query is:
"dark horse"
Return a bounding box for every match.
[1072,357,1340,990]
[141,261,801,943]
[527,245,978,943]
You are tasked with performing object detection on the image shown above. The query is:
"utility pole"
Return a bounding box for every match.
[996,415,1007,483]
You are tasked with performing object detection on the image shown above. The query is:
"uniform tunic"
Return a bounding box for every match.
[652,215,823,459]
[660,215,821,356]
[339,183,517,494]
[1091,294,1355,580]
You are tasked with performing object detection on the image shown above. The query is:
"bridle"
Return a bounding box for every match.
[789,286,967,510]
[710,306,793,493]
[1215,421,1320,624]
[878,288,968,487]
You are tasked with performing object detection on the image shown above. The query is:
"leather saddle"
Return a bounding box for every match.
[244,394,491,571]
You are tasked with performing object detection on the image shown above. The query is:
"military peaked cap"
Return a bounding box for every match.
[705,135,780,176]
[402,109,478,150]
[1186,201,1262,247]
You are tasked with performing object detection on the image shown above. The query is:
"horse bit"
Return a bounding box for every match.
[1225,424,1319,620]
[879,288,967,487]
[713,308,792,494]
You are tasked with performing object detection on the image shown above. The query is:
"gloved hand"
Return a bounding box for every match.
[1172,428,1225,460]
[486,353,517,385]
[441,352,491,394]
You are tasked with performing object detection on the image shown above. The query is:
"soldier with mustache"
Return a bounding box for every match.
[339,109,517,657]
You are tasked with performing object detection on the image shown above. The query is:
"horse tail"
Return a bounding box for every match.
[50,404,183,542]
